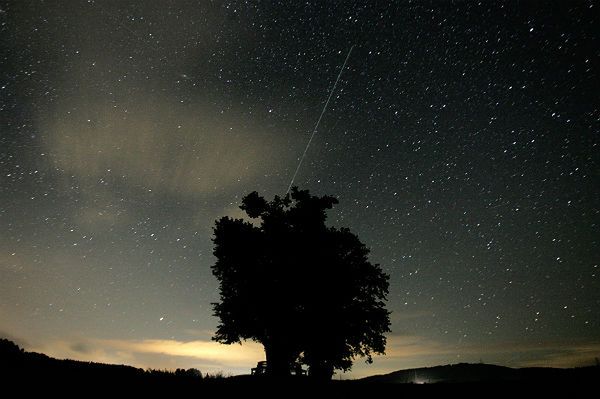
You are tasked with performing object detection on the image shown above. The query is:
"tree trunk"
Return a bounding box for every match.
[264,342,290,377]
[308,361,334,380]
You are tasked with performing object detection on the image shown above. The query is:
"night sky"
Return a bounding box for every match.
[1,1,599,377]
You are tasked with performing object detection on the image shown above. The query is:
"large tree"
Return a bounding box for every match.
[211,188,390,378]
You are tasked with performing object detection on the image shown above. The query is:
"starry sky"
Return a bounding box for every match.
[1,1,599,377]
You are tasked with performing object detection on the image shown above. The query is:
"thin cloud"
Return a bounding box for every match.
[100,338,264,364]
[40,98,290,199]
[26,336,263,373]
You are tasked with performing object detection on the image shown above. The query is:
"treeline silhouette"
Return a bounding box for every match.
[0,338,216,393]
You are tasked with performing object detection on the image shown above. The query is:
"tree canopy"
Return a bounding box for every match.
[211,187,390,379]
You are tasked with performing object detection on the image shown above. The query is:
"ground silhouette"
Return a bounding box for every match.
[211,187,390,378]
[2,339,599,395]
[362,362,600,384]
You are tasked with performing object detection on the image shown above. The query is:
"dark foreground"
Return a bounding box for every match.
[1,339,598,396]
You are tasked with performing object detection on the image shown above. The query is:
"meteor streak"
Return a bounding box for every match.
[286,45,355,194]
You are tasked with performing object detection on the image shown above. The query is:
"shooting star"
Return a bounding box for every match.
[286,45,355,194]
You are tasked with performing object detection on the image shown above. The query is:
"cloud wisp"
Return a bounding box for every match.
[28,336,264,374]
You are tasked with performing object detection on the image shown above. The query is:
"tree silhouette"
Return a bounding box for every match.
[211,187,390,379]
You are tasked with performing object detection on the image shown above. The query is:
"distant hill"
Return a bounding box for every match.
[361,362,599,384]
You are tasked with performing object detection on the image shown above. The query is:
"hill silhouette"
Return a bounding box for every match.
[2,338,599,394]
[0,338,210,394]
[361,362,600,384]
